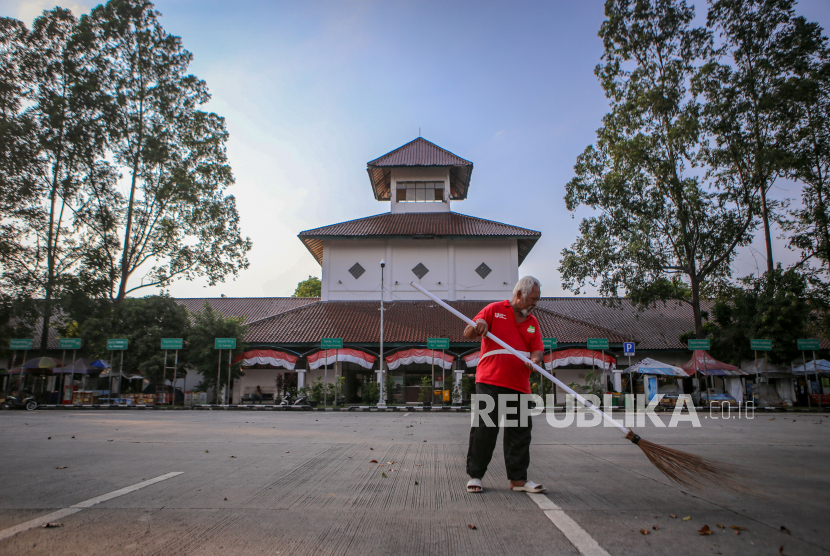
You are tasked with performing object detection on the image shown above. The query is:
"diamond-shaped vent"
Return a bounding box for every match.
[475,262,492,279]
[349,262,365,279]
[411,263,429,280]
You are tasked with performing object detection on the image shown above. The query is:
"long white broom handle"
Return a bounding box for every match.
[410,282,630,435]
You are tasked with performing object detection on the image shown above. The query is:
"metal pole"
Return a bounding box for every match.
[7,350,15,397]
[163,350,168,406]
[216,351,222,404]
[814,351,821,409]
[335,348,338,407]
[601,349,606,395]
[628,354,633,398]
[378,261,385,407]
[19,349,27,396]
[108,350,113,405]
[119,350,124,404]
[69,349,75,404]
[803,350,811,408]
[431,347,434,405]
[227,349,232,405]
[442,349,446,406]
[324,348,328,407]
[174,349,179,407]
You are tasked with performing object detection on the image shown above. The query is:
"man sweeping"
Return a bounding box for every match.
[463,276,545,494]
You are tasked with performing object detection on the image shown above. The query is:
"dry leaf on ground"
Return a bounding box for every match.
[670,514,676,518]
[467,524,477,530]
[682,516,691,521]
[780,526,791,535]
[730,526,747,531]
[55,466,68,469]
[370,460,378,463]
[716,524,725,529]
[381,472,387,478]
[698,525,713,535]
[41,523,62,528]
[639,529,649,535]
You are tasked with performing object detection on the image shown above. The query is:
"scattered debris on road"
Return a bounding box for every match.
[698,525,713,535]
[41,523,62,528]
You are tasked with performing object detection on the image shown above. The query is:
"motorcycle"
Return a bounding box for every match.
[2,392,37,410]
[278,392,294,406]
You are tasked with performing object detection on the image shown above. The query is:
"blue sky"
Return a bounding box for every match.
[5,0,830,298]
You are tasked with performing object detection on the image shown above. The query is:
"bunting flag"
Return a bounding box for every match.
[232,349,298,370]
[543,349,616,371]
[385,348,454,370]
[307,348,376,370]
[463,351,481,368]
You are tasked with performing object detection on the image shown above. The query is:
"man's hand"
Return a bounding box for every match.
[525,351,544,370]
[464,319,489,340]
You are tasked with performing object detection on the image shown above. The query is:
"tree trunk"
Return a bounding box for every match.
[759,184,774,276]
[690,275,704,339]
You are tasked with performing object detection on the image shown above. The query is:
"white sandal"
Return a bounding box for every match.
[466,478,483,493]
[510,480,546,493]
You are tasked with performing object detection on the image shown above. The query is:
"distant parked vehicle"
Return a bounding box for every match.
[2,392,37,410]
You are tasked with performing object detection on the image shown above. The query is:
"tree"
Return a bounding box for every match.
[76,0,251,301]
[76,296,191,384]
[560,0,757,338]
[697,0,802,277]
[292,276,321,297]
[777,15,830,279]
[687,267,820,365]
[185,302,247,403]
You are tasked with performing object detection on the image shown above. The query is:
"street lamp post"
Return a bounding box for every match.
[378,259,386,408]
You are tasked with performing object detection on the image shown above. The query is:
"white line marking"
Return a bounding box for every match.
[403,413,410,417]
[0,472,183,542]
[527,492,610,556]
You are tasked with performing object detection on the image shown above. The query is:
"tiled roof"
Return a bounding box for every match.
[366,138,473,200]
[298,212,541,265]
[175,297,318,325]
[244,300,626,346]
[537,297,717,350]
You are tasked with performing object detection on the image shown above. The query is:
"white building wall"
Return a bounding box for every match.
[323,237,517,301]
[389,167,451,213]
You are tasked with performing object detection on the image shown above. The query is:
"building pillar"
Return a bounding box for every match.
[297,369,307,389]
[454,370,463,403]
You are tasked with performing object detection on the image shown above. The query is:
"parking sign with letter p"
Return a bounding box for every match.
[624,342,635,356]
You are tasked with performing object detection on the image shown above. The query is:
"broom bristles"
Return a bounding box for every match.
[624,431,750,494]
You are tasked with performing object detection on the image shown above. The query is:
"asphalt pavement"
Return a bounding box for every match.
[0,409,828,556]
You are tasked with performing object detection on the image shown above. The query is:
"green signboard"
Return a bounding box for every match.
[750,339,772,351]
[427,338,449,350]
[9,339,32,350]
[798,339,820,351]
[161,338,183,350]
[107,339,128,350]
[587,338,609,350]
[321,337,344,349]
[215,338,237,350]
[543,337,558,350]
[688,339,710,350]
[59,338,82,350]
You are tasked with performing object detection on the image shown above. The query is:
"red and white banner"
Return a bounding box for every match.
[544,349,616,371]
[385,348,454,370]
[232,349,298,370]
[463,351,481,368]
[307,348,376,370]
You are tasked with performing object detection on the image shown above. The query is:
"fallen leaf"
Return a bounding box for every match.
[780,526,791,535]
[370,460,378,463]
[467,524,477,530]
[652,525,659,530]
[47,437,51,440]
[670,514,676,518]
[381,472,387,478]
[370,447,373,450]
[699,525,713,535]
[386,461,395,465]
[55,466,68,469]
[285,451,290,453]
[716,524,725,529]
[769,418,775,421]
[423,440,427,442]
[729,526,747,531]
[71,436,75,438]
[780,546,788,556]
[205,450,209,453]
[108,440,113,442]
[224,497,227,501]
[734,530,740,535]
[229,456,236,458]
[683,516,691,521]
[414,481,419,485]
[41,523,62,528]
[639,529,649,535]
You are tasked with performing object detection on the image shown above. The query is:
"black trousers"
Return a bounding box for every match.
[466,382,532,481]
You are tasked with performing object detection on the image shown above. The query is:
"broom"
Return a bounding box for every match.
[411,282,748,493]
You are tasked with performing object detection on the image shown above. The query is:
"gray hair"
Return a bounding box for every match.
[513,276,541,297]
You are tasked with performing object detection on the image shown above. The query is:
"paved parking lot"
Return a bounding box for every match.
[0,410,828,556]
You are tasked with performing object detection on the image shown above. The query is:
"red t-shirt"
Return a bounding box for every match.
[472,300,544,394]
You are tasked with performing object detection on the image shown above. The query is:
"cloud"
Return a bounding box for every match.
[12,0,91,25]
